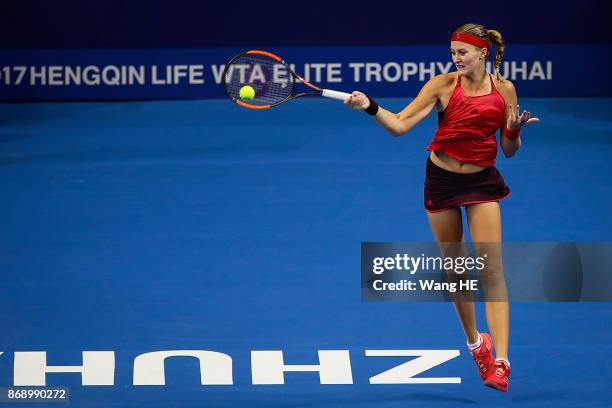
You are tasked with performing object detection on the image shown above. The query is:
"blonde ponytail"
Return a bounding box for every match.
[487,29,505,81]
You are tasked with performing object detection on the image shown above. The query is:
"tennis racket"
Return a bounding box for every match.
[222,50,351,109]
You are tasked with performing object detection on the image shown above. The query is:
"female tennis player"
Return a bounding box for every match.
[345,23,539,392]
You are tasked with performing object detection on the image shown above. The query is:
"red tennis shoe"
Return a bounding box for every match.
[485,359,511,392]
[470,333,495,381]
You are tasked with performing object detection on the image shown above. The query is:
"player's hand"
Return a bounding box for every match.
[344,91,370,110]
[507,104,540,129]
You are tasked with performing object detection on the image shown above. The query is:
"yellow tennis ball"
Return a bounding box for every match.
[239,85,255,101]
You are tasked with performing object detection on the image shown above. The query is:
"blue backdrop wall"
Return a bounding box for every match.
[1,0,610,101]
[2,0,609,48]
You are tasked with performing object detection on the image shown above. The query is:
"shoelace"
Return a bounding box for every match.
[471,348,490,372]
[493,363,509,379]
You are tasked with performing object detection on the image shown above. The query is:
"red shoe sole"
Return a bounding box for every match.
[484,379,508,392]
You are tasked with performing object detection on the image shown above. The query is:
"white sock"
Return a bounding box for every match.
[467,333,482,350]
[495,358,510,367]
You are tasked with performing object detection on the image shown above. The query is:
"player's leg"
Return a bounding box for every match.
[427,208,479,344]
[465,201,508,359]
[466,201,511,391]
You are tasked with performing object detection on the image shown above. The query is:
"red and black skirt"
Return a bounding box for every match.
[424,156,511,212]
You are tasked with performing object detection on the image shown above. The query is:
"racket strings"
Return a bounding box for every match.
[223,54,294,106]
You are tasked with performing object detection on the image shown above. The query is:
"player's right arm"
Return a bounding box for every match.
[345,74,450,137]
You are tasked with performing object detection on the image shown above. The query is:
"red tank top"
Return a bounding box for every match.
[427,74,506,166]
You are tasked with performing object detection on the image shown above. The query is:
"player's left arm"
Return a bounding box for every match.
[498,79,540,158]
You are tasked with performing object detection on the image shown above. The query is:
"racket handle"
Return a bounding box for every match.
[321,89,351,101]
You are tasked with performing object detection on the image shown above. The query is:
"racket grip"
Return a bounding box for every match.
[321,89,352,101]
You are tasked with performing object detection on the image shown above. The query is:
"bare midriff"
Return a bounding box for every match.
[429,150,487,174]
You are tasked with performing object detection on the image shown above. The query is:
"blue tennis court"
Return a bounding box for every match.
[1,97,611,406]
